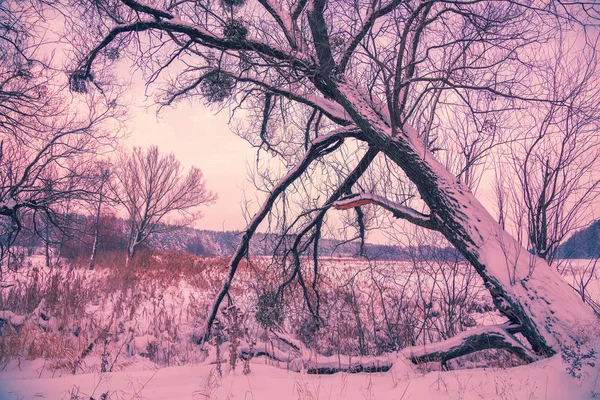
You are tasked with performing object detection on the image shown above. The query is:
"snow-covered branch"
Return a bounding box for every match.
[229,75,352,125]
[159,69,351,126]
[405,324,539,365]
[235,329,393,374]
[333,193,437,230]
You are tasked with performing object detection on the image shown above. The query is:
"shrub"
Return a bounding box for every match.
[562,341,596,378]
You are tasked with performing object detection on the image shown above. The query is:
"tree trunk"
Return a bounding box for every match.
[44,216,51,269]
[126,231,141,266]
[89,185,104,271]
[89,212,101,271]
[89,235,99,270]
[332,76,597,357]
[406,324,539,365]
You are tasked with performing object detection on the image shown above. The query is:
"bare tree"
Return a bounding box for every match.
[71,0,599,367]
[114,146,215,263]
[495,40,600,266]
[0,0,122,271]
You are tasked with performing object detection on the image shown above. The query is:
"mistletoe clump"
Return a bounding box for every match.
[221,0,245,7]
[69,70,91,93]
[200,70,236,103]
[223,19,248,41]
[255,291,283,329]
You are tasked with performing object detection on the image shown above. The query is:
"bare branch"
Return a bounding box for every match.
[201,126,362,344]
[257,0,298,49]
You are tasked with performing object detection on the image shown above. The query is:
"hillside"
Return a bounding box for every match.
[556,220,600,259]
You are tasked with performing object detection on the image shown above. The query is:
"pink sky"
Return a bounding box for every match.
[121,80,502,245]
[122,79,259,233]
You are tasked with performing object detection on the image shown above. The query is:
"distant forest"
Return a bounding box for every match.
[6,213,463,261]
[8,212,600,261]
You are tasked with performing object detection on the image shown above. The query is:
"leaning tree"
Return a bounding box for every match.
[70,0,599,366]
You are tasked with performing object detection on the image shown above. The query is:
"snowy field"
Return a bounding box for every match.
[0,252,598,399]
[0,356,597,400]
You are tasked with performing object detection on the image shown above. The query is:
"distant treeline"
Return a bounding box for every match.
[12,211,600,261]
[6,212,465,261]
[150,226,463,261]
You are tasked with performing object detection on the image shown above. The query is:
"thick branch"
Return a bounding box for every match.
[292,0,309,20]
[120,0,174,20]
[163,69,351,126]
[80,18,313,80]
[407,324,539,365]
[333,193,438,230]
[231,75,351,125]
[307,0,335,76]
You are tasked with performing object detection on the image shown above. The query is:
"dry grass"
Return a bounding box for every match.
[0,249,507,376]
[0,249,235,372]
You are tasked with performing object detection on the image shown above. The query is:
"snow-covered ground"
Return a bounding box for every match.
[559,259,600,299]
[0,253,599,399]
[0,354,597,399]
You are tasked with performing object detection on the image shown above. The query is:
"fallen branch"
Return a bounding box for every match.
[211,324,537,375]
[238,344,393,374]
[216,331,394,375]
[405,324,539,365]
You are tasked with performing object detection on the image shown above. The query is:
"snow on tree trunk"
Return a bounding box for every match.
[331,75,597,357]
